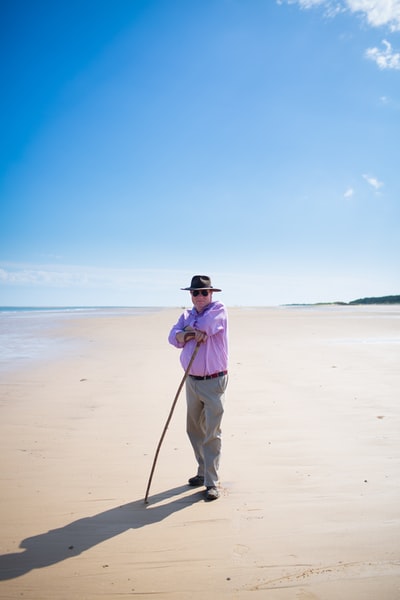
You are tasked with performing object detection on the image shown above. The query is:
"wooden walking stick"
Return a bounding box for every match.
[144,340,201,504]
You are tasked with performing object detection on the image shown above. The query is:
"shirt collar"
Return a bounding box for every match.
[191,301,215,316]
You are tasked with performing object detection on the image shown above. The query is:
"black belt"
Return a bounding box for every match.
[189,370,228,381]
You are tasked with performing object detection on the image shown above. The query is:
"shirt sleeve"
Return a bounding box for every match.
[168,312,187,348]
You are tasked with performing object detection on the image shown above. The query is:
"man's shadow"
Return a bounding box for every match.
[0,485,203,581]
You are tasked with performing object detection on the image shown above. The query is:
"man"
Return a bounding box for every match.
[168,275,228,501]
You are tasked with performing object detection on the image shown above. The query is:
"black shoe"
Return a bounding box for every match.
[205,486,219,501]
[188,475,204,487]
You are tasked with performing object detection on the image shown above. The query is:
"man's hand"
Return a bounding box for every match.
[176,326,207,344]
[193,330,207,343]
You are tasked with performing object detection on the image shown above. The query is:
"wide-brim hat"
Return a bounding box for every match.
[181,275,221,292]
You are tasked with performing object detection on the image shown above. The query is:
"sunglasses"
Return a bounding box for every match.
[191,290,210,297]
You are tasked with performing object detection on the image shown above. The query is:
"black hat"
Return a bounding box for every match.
[181,275,222,292]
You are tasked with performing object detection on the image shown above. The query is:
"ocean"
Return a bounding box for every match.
[0,306,162,374]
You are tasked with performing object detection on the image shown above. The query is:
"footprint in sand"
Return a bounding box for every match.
[296,591,319,600]
[233,544,249,558]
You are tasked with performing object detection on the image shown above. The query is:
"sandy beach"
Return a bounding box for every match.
[0,305,399,599]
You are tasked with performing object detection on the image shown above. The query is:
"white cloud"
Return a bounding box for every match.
[0,266,90,287]
[366,39,400,69]
[347,0,400,31]
[362,173,384,189]
[278,0,400,31]
[277,0,344,16]
[0,264,227,306]
[0,263,191,292]
[289,0,326,6]
[344,187,355,197]
[378,94,400,109]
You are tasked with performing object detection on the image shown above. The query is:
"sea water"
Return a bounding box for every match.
[0,307,162,374]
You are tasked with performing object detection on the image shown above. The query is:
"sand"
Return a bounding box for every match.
[0,305,399,599]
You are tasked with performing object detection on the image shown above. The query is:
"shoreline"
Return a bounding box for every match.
[0,306,167,374]
[2,303,399,374]
[1,306,399,598]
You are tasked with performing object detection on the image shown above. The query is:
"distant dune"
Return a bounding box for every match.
[286,295,400,307]
[348,295,400,305]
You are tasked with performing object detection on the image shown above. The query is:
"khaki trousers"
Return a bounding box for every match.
[185,374,228,488]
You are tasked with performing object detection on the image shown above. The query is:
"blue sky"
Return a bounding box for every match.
[1,0,399,306]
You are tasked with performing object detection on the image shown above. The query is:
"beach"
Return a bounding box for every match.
[0,305,399,599]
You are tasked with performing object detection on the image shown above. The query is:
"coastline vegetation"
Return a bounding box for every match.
[286,295,400,307]
[347,295,400,305]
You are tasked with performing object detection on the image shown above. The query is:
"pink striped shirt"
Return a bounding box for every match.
[168,301,228,376]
